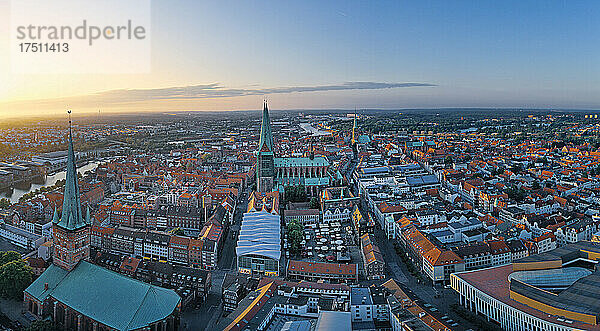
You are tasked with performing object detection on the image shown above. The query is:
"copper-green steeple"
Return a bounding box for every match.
[55,114,86,230]
[257,101,275,192]
[351,110,357,145]
[258,100,274,153]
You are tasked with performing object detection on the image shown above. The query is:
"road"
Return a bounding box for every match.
[369,213,478,331]
[218,188,248,271]
[347,166,478,331]
[181,186,249,331]
[0,238,29,255]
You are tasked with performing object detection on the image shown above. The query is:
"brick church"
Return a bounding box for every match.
[256,101,340,195]
[24,121,181,331]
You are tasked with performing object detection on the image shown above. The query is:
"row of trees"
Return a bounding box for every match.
[19,178,67,203]
[170,228,185,236]
[284,185,320,210]
[284,185,308,203]
[0,251,33,300]
[0,135,106,161]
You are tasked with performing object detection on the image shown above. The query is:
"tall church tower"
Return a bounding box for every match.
[52,114,91,271]
[257,101,275,192]
[351,112,358,160]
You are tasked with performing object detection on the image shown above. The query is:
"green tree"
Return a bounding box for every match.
[170,227,185,236]
[510,164,523,173]
[0,259,33,300]
[0,251,21,266]
[284,185,308,203]
[309,197,319,209]
[288,220,302,233]
[506,186,525,202]
[289,229,304,254]
[444,156,453,165]
[287,220,304,255]
[0,198,10,209]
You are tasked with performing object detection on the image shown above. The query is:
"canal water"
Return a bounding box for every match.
[0,161,99,203]
[299,122,330,136]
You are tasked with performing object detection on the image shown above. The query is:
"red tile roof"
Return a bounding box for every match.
[287,260,357,276]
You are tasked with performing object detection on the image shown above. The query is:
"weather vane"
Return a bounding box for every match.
[67,110,72,134]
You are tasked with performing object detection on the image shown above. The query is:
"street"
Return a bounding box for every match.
[0,238,29,255]
[181,186,249,331]
[369,215,478,331]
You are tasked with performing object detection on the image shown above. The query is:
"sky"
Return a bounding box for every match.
[0,0,599,117]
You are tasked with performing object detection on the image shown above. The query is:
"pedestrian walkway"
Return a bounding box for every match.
[388,262,409,283]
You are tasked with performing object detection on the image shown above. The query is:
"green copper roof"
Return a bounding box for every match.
[52,207,59,223]
[258,101,274,153]
[277,176,330,186]
[304,177,330,186]
[358,134,370,144]
[25,261,181,330]
[274,156,330,167]
[55,127,86,231]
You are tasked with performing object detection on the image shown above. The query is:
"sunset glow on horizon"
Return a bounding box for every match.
[1,0,599,118]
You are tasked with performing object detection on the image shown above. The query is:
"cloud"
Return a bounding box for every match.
[0,81,437,115]
[90,81,437,104]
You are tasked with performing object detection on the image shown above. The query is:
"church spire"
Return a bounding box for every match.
[86,205,92,225]
[257,101,276,192]
[351,109,359,160]
[52,206,59,223]
[351,109,357,144]
[56,111,86,231]
[258,100,274,153]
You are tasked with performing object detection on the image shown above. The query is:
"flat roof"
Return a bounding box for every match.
[350,287,373,305]
[406,175,439,186]
[315,311,351,331]
[454,265,600,330]
[0,223,41,240]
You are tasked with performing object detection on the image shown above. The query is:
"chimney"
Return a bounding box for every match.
[44,283,49,291]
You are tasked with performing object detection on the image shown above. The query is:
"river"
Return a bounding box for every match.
[299,122,330,136]
[0,161,99,203]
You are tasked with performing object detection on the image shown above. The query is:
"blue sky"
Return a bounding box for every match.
[1,0,599,115]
